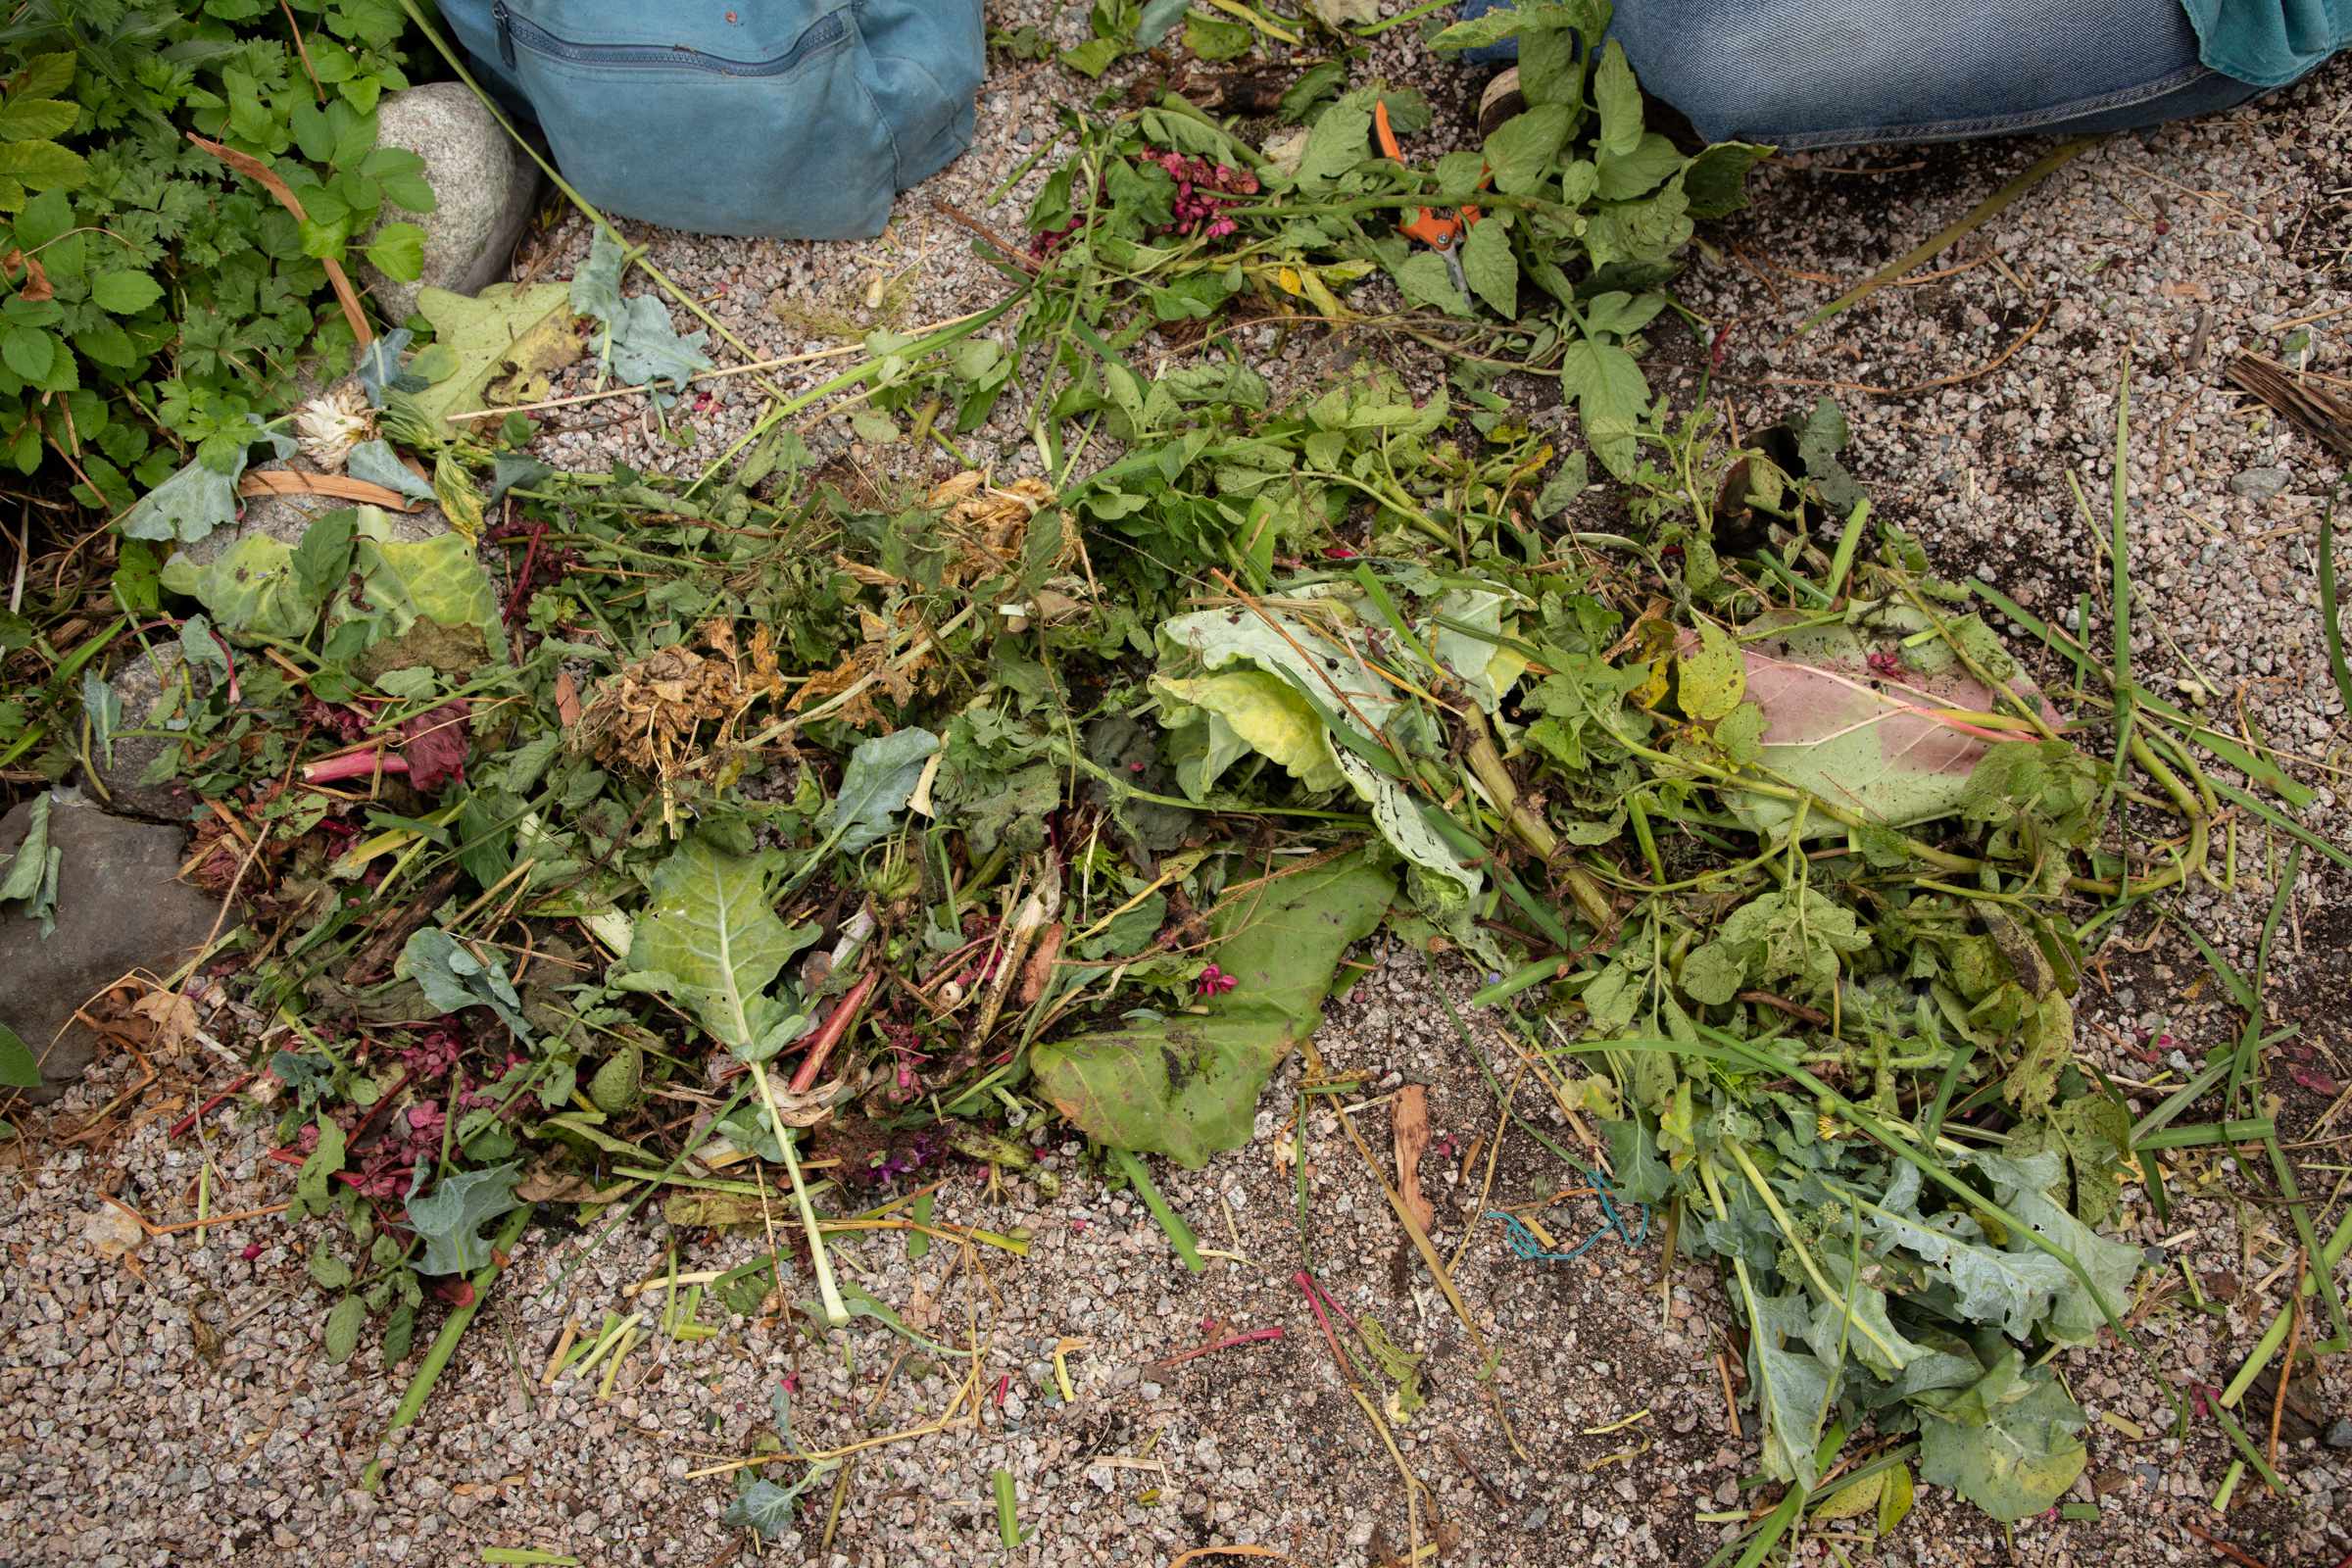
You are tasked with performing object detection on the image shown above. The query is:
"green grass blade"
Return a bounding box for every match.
[2322,491,2352,717]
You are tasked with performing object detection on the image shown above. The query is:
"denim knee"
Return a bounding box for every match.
[1607,0,2225,147]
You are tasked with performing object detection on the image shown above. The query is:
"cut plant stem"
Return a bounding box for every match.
[361,1205,530,1491]
[1112,1146,1203,1272]
[748,1058,850,1327]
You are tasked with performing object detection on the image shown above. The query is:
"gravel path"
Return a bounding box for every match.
[7,11,2352,1567]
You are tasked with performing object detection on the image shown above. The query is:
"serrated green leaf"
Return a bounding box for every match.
[0,138,87,191]
[0,96,75,143]
[2,324,53,381]
[1592,40,1643,157]
[90,270,163,314]
[364,220,425,283]
[1482,104,1572,196]
[309,1250,354,1289]
[11,54,75,102]
[1459,217,1517,317]
[1558,336,1648,479]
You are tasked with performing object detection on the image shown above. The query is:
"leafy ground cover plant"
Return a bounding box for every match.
[0,1,436,511]
[21,16,2345,1553]
[942,0,1768,482]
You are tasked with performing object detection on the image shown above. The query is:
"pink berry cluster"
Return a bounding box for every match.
[1150,150,1258,241]
[1029,146,1261,256]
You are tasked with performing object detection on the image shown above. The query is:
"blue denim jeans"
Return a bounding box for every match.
[1457,0,2271,148]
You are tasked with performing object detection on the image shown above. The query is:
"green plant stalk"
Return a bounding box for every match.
[2221,1201,2352,1405]
[1113,1146,1204,1272]
[1795,138,2098,333]
[993,1468,1022,1547]
[1722,1139,1905,1368]
[2265,1131,2350,1350]
[2212,1402,2287,1494]
[747,1059,850,1327]
[2323,491,2352,716]
[361,1205,531,1491]
[2227,841,2300,1116]
[1823,498,1870,603]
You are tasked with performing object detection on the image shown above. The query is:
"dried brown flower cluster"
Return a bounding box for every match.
[577,619,789,780]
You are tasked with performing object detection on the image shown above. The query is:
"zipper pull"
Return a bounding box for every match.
[493,2,516,69]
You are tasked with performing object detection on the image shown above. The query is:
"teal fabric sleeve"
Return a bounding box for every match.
[2177,0,2347,87]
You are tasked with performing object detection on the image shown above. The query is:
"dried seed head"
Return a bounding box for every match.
[294,380,375,470]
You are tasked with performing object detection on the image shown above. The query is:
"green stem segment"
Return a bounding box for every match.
[361,1204,532,1492]
[749,1058,850,1327]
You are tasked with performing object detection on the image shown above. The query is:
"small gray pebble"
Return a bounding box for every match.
[2326,1418,2352,1448]
[2229,466,2291,499]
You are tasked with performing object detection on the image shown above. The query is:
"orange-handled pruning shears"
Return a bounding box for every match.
[1373,99,1484,299]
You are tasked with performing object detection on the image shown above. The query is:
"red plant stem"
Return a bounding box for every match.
[994,1373,1009,1409]
[169,1073,255,1139]
[1152,1325,1286,1368]
[207,626,241,705]
[1294,1270,1357,1382]
[789,969,879,1095]
[503,517,545,627]
[302,749,409,784]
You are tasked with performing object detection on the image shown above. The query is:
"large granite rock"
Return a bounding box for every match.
[0,791,222,1103]
[359,82,541,324]
[89,646,215,823]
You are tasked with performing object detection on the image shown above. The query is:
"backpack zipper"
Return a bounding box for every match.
[491,3,846,77]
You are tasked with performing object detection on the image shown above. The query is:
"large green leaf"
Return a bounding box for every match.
[410,281,578,429]
[159,530,323,642]
[1916,1350,2087,1521]
[626,837,804,1051]
[1153,601,1479,899]
[1031,849,1393,1164]
[1156,669,1343,797]
[120,453,246,544]
[1748,1291,1831,1490]
[397,928,533,1040]
[327,508,502,653]
[1853,1163,2074,1340]
[1729,611,2047,838]
[1966,1150,2140,1345]
[1558,336,1648,479]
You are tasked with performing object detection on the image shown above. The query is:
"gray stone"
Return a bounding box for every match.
[0,790,222,1103]
[358,82,541,324]
[171,460,448,574]
[2228,466,2292,499]
[90,647,215,823]
[2327,1417,2352,1448]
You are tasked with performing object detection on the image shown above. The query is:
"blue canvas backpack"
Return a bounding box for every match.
[437,0,983,240]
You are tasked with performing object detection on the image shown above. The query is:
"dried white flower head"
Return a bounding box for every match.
[294,381,374,470]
